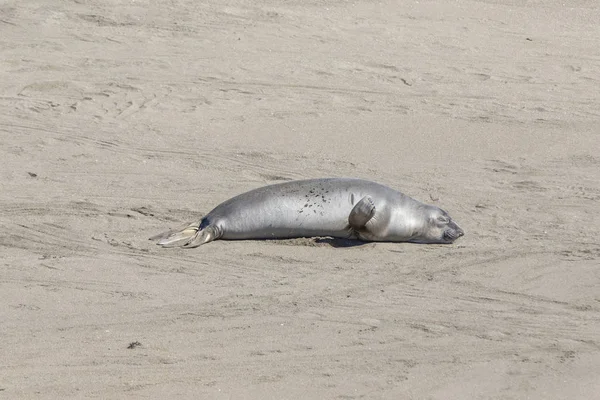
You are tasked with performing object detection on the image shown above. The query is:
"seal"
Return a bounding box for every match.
[151,178,464,248]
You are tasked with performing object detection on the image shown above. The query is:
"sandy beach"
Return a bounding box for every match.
[1,0,599,398]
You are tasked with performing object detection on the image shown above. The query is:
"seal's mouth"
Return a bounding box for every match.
[443,223,464,242]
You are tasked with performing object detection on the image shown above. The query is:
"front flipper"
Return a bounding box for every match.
[150,221,217,248]
[348,195,375,229]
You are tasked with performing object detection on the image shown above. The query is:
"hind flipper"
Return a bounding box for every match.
[151,222,217,248]
[151,222,201,247]
[182,225,218,248]
[348,195,375,229]
[149,222,194,242]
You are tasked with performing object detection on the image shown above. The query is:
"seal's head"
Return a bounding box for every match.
[412,206,464,244]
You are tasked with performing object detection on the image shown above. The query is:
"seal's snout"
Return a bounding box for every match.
[443,221,464,242]
[456,225,464,238]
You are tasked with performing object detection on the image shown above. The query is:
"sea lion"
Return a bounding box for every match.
[151,178,464,248]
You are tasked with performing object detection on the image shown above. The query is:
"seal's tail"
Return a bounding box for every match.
[150,222,216,248]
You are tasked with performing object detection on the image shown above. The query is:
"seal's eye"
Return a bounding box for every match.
[437,215,450,223]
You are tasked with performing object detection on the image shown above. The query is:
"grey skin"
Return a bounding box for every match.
[151,178,464,248]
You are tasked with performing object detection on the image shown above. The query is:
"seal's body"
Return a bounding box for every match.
[152,178,464,248]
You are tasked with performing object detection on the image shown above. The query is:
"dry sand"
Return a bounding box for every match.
[1,0,599,398]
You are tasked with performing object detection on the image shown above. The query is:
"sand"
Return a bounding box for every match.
[1,0,599,398]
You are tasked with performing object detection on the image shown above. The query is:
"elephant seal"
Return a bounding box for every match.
[151,178,464,248]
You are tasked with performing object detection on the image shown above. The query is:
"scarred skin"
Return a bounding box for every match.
[152,178,464,248]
